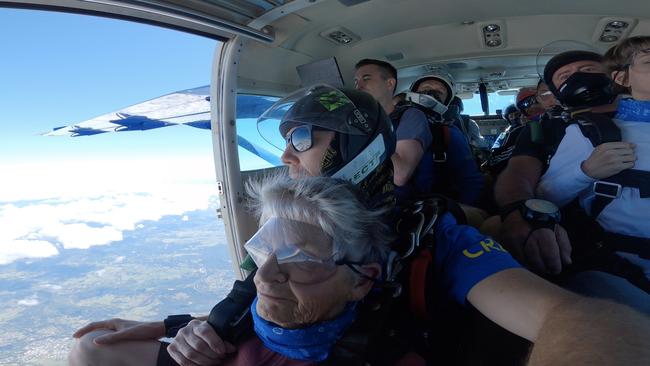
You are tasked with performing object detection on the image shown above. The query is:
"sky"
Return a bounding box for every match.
[0,8,217,164]
[0,8,222,264]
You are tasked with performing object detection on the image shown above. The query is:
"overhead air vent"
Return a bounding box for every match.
[385,52,404,61]
[448,62,468,70]
[424,64,447,73]
[594,17,636,43]
[320,27,360,46]
[478,21,506,49]
[487,70,506,78]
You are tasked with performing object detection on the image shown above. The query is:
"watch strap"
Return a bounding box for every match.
[499,199,526,221]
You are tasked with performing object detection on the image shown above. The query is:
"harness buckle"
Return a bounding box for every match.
[433,152,447,163]
[593,181,622,199]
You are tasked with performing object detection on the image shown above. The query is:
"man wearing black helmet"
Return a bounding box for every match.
[495,50,624,276]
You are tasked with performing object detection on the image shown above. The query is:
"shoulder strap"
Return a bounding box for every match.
[389,102,411,124]
[206,270,257,345]
[571,112,636,218]
[431,122,448,163]
[575,112,622,146]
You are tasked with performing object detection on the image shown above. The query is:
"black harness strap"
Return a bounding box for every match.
[574,112,650,218]
[390,103,455,198]
[602,231,650,259]
[575,111,622,145]
[591,169,650,217]
[561,201,650,294]
[206,270,257,344]
[431,122,448,163]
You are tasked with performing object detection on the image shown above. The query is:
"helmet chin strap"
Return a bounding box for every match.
[403,92,448,116]
[332,134,387,185]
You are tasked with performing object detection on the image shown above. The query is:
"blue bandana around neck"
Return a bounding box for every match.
[616,98,650,123]
[250,296,358,362]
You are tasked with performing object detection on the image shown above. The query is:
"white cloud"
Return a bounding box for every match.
[0,157,219,265]
[17,296,39,306]
[0,240,59,265]
[40,284,63,291]
[0,156,216,202]
[40,223,123,250]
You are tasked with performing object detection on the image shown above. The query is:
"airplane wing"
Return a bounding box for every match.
[45,86,282,166]
[46,86,212,136]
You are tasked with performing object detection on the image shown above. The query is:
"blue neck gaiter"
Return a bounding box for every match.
[616,98,650,123]
[250,297,358,362]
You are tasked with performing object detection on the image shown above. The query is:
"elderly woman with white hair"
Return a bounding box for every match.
[202,174,419,365]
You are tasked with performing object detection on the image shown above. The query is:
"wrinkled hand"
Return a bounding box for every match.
[500,212,572,274]
[72,318,165,344]
[167,319,236,366]
[581,142,636,179]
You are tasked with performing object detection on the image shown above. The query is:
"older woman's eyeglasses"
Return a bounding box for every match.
[244,217,369,283]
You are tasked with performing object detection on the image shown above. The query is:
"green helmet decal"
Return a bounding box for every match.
[318,90,350,111]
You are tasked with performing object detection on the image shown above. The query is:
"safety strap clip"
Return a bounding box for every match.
[593,181,622,199]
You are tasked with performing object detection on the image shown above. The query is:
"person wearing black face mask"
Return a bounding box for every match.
[489,50,648,310]
[492,50,625,282]
[545,51,616,108]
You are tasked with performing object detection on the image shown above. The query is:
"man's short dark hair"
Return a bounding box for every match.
[355,58,398,93]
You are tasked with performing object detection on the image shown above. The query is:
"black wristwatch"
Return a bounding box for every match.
[519,199,561,230]
[164,314,195,338]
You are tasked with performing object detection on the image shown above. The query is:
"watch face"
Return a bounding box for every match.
[525,199,559,214]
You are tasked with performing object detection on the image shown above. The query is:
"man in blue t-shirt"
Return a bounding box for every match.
[353,59,484,204]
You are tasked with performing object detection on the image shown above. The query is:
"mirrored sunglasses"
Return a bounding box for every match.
[285,125,313,152]
[518,95,539,110]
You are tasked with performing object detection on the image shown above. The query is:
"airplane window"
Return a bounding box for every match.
[0,9,234,364]
[236,94,282,171]
[462,91,516,116]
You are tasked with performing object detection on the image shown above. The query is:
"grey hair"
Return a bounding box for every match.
[245,173,393,264]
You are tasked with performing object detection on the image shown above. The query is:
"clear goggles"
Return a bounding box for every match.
[244,217,345,273]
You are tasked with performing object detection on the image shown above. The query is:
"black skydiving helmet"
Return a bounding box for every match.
[555,72,616,108]
[257,84,395,185]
